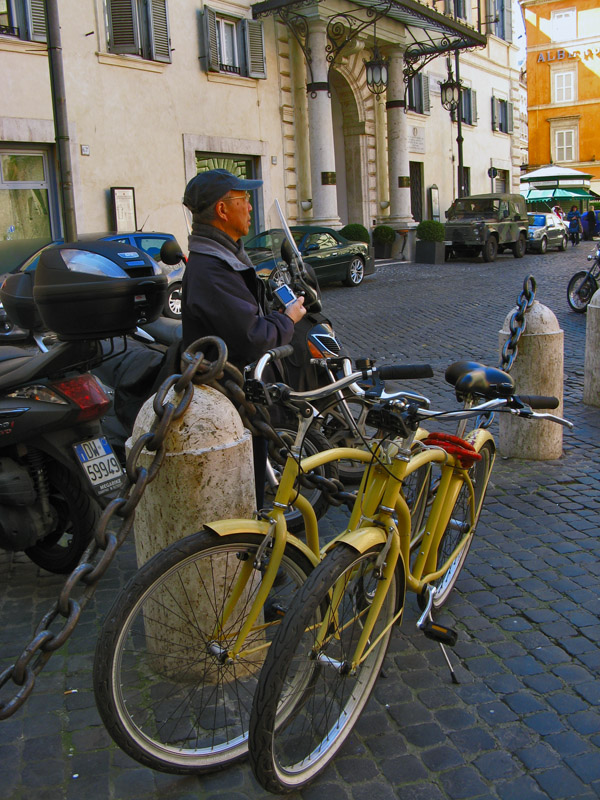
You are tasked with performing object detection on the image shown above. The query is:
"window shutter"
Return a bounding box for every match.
[472,90,478,124]
[491,96,498,130]
[148,0,171,63]
[507,101,514,133]
[27,0,47,42]
[243,19,266,79]
[108,0,140,56]
[423,74,430,114]
[202,7,220,72]
[503,0,512,42]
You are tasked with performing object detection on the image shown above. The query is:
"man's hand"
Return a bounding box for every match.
[284,295,306,323]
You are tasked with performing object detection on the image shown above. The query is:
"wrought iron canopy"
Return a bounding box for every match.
[251,0,487,83]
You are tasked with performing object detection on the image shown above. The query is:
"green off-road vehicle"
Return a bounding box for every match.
[445,193,528,262]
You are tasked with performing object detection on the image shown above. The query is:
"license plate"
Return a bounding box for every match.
[74,436,124,496]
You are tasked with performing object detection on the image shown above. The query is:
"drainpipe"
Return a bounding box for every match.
[45,0,77,240]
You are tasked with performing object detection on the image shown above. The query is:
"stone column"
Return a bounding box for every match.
[375,96,390,223]
[385,48,413,227]
[305,19,341,227]
[290,37,312,221]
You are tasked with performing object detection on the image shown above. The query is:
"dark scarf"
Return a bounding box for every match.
[190,220,254,269]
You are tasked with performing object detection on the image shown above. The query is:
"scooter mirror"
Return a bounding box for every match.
[160,239,186,266]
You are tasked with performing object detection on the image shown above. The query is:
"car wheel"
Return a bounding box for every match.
[482,237,498,263]
[343,256,365,287]
[512,233,527,259]
[558,234,567,252]
[539,236,548,255]
[164,282,182,319]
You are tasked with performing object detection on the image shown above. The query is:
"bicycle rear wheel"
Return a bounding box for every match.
[431,440,495,608]
[250,543,402,794]
[93,530,312,774]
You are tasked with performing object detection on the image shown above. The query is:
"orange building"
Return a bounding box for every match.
[520,0,600,197]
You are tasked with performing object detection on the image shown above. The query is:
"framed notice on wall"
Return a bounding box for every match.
[429,185,440,221]
[111,187,137,232]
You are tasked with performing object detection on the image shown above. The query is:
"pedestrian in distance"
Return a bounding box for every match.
[567,205,582,246]
[180,168,306,508]
[586,208,597,240]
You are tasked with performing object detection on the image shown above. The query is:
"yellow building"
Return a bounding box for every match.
[520,0,600,196]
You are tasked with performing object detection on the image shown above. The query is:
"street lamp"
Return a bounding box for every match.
[364,22,388,98]
[440,55,466,198]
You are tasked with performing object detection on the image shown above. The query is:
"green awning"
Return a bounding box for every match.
[521,187,600,202]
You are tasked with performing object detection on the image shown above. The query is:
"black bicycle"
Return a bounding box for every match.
[567,243,600,312]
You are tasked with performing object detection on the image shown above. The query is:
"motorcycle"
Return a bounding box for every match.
[567,242,600,312]
[0,240,167,573]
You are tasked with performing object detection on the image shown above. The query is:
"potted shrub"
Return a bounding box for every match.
[372,225,396,259]
[415,219,446,264]
[340,223,370,244]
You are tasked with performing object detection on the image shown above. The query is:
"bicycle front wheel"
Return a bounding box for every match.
[93,530,312,774]
[431,440,495,608]
[250,543,402,794]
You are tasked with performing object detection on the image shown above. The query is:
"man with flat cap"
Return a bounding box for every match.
[181,168,306,506]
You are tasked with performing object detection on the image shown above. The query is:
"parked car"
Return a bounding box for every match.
[0,232,185,322]
[444,193,529,262]
[246,226,375,288]
[526,212,568,253]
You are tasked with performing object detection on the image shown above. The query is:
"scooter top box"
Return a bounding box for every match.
[33,241,167,340]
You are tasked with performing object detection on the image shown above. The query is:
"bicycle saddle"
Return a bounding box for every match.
[445,360,515,399]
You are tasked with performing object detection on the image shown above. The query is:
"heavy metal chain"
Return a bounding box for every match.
[500,274,537,373]
[0,336,227,721]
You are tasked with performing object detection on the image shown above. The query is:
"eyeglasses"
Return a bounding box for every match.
[223,191,251,203]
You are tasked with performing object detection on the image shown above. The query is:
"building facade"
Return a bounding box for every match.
[520,0,600,195]
[0,0,524,254]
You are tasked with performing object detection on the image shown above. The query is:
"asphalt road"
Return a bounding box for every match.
[1,241,599,799]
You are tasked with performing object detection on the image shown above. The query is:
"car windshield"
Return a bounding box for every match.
[528,214,546,227]
[448,199,500,219]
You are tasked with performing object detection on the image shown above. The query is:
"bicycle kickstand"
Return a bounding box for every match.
[416,586,460,685]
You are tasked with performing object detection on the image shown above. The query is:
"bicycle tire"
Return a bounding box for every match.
[567,271,598,313]
[250,542,402,793]
[93,530,313,774]
[321,397,377,484]
[431,440,495,608]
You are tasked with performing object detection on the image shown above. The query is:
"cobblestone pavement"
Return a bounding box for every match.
[1,242,599,799]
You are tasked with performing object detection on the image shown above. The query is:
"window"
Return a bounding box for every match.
[555,129,575,162]
[551,8,576,42]
[444,0,468,21]
[106,0,171,63]
[0,151,53,240]
[407,74,430,115]
[491,97,514,134]
[553,70,575,104]
[202,7,266,79]
[0,0,46,41]
[461,89,477,125]
[487,0,512,42]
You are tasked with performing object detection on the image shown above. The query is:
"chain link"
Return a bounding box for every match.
[0,336,227,720]
[500,274,536,373]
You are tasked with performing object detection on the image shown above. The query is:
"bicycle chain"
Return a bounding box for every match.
[0,335,356,720]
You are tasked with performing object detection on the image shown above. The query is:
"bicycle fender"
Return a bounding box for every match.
[464,428,496,455]
[323,526,389,555]
[203,519,320,567]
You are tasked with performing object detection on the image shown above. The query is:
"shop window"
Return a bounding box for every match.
[0,151,53,240]
[0,0,46,41]
[106,0,171,63]
[202,7,266,79]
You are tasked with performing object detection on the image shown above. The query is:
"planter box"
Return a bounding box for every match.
[415,240,445,264]
[374,242,392,259]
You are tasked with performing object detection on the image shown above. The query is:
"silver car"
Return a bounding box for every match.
[527,212,568,253]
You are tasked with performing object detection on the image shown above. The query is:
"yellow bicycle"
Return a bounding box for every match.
[249,367,572,794]
[92,346,433,774]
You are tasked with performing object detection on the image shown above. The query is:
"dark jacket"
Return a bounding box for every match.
[181,234,294,372]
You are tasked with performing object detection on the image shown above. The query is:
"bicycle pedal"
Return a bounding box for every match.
[264,600,287,622]
[420,621,458,646]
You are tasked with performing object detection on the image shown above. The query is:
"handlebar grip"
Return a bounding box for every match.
[268,344,295,360]
[376,364,434,381]
[519,395,560,410]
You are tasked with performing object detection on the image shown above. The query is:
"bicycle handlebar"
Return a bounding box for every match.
[518,395,559,410]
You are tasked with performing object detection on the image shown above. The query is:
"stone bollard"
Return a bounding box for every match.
[583,290,600,406]
[126,383,257,680]
[498,301,564,459]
